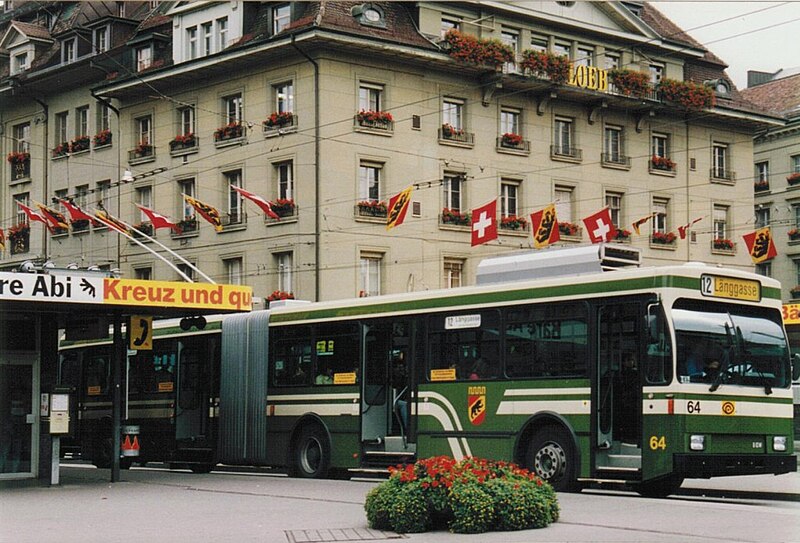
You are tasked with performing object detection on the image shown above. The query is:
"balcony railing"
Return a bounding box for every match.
[354,115,394,133]
[263,114,298,136]
[550,145,583,161]
[496,136,531,153]
[221,212,246,228]
[128,145,155,163]
[9,158,30,181]
[438,127,475,146]
[710,168,736,182]
[601,152,631,168]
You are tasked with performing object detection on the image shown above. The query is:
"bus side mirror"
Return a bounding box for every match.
[792,353,800,381]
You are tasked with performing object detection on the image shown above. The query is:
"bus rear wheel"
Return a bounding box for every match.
[526,427,578,492]
[293,425,330,479]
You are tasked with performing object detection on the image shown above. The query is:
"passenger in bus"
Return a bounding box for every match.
[315,367,333,385]
[685,342,723,379]
[469,358,489,380]
[391,351,408,432]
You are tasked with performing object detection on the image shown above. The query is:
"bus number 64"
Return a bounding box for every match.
[649,436,667,451]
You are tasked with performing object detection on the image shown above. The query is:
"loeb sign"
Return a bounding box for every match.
[0,272,252,312]
[568,64,608,92]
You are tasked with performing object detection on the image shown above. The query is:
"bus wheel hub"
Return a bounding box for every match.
[534,443,566,480]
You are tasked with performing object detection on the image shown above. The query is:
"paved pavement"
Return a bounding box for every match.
[1,464,798,543]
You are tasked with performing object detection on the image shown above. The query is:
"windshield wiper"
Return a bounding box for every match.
[710,323,735,392]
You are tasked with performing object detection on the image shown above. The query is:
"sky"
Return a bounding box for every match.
[651,2,800,90]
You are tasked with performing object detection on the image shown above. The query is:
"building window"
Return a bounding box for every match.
[652,132,669,159]
[76,106,89,138]
[12,52,28,74]
[444,258,464,289]
[755,262,771,278]
[576,46,594,67]
[500,108,520,136]
[186,26,198,59]
[603,125,624,163]
[791,155,800,174]
[14,193,30,224]
[178,178,196,219]
[75,185,89,210]
[713,204,729,240]
[225,170,243,224]
[62,38,77,64]
[440,17,460,39]
[360,252,383,297]
[501,29,519,71]
[755,206,770,228]
[223,257,243,285]
[276,252,293,293]
[712,142,730,179]
[177,263,196,282]
[275,161,294,200]
[55,112,69,146]
[756,162,769,183]
[530,36,548,52]
[275,82,294,113]
[134,267,152,280]
[94,26,108,53]
[553,42,570,58]
[500,179,520,218]
[273,3,291,34]
[179,106,195,136]
[653,197,668,234]
[605,191,623,227]
[97,103,111,133]
[135,186,152,221]
[649,64,663,85]
[136,45,152,71]
[554,185,574,224]
[117,2,126,17]
[12,123,30,153]
[443,172,462,211]
[442,98,464,130]
[359,162,382,202]
[217,17,228,50]
[201,22,213,56]
[136,116,152,145]
[223,93,243,125]
[604,52,619,70]
[359,82,383,112]
[553,117,574,155]
[96,180,110,212]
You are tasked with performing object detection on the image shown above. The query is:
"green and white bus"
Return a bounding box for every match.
[61,247,798,495]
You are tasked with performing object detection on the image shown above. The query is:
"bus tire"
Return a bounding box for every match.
[526,426,578,492]
[92,437,113,469]
[636,474,683,498]
[292,425,330,479]
[190,463,215,474]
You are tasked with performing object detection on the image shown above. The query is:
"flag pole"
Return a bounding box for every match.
[92,212,209,284]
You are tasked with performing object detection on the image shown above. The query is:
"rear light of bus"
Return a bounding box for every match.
[690,435,705,451]
[773,436,787,452]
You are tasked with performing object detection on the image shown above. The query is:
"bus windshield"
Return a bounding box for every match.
[674,299,790,390]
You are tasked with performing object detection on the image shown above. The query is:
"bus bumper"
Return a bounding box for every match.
[674,454,797,478]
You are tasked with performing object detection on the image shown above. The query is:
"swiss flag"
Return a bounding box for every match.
[582,207,617,243]
[136,205,182,233]
[471,200,498,247]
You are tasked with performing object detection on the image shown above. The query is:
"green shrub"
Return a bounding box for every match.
[364,456,559,534]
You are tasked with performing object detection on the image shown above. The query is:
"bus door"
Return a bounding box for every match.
[596,302,643,474]
[175,339,208,442]
[361,320,413,449]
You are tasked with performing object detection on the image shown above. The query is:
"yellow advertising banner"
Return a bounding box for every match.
[783,304,800,325]
[103,279,252,311]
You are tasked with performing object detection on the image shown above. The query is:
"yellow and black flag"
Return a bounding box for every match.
[36,202,70,232]
[742,227,777,264]
[183,194,223,232]
[529,204,560,249]
[631,212,657,235]
[94,209,131,235]
[386,186,413,231]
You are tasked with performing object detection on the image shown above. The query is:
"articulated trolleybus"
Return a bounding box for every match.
[61,246,797,495]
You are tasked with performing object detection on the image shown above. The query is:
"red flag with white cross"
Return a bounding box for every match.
[471,200,498,247]
[582,207,617,243]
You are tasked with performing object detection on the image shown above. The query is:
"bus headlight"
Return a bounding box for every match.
[773,436,787,452]
[690,435,705,451]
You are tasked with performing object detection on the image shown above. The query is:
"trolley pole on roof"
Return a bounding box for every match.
[111,313,123,482]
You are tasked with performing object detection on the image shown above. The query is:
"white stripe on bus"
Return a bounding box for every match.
[271,404,356,417]
[503,387,589,397]
[417,391,472,458]
[269,393,359,402]
[495,400,590,416]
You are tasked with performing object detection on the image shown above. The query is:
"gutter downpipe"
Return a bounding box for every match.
[32,97,49,259]
[91,90,122,267]
[291,35,321,301]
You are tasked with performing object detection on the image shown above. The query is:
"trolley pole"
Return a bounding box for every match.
[111,313,123,482]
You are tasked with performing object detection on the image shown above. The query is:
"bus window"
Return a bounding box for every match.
[644,303,672,385]
[59,352,81,391]
[154,350,176,392]
[179,344,205,410]
[85,354,109,396]
[428,310,500,381]
[130,344,177,394]
[313,322,359,385]
[272,326,313,386]
[505,302,588,378]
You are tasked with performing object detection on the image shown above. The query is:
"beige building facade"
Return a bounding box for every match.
[1,2,781,302]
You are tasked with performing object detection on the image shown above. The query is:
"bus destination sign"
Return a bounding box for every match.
[700,274,760,302]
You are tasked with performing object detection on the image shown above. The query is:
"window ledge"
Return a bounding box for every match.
[498,226,528,237]
[439,223,471,232]
[550,152,582,164]
[93,143,113,151]
[649,166,677,177]
[265,214,298,226]
[710,177,735,186]
[354,125,394,137]
[264,125,298,138]
[9,177,31,186]
[559,234,582,242]
[600,160,631,171]
[214,136,247,149]
[650,242,677,251]
[438,138,475,149]
[169,145,199,158]
[711,247,737,256]
[354,215,387,225]
[129,155,156,166]
[496,145,530,157]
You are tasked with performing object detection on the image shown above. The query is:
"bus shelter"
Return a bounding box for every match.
[0,267,252,484]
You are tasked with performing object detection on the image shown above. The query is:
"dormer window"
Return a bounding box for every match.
[352,3,386,28]
[136,45,152,71]
[94,26,109,53]
[117,2,126,18]
[62,37,77,64]
[12,52,28,74]
[272,3,290,34]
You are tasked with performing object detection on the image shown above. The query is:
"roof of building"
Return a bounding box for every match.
[739,72,800,119]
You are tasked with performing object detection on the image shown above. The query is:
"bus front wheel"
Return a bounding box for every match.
[526,427,578,492]
[292,425,330,479]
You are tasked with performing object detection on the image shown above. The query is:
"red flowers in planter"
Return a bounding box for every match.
[652,231,677,244]
[609,68,652,98]
[441,208,470,225]
[6,151,30,164]
[500,215,527,230]
[651,155,676,170]
[93,130,112,146]
[519,50,571,84]
[266,290,294,302]
[787,172,800,185]
[501,132,523,146]
[441,30,515,68]
[658,78,716,110]
[713,238,734,250]
[170,133,196,150]
[214,122,243,140]
[558,222,580,236]
[441,123,464,138]
[264,111,294,128]
[356,110,393,124]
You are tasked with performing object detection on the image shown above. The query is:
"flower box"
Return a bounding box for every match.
[439,124,474,145]
[8,223,30,255]
[788,228,800,241]
[356,110,393,129]
[608,68,652,98]
[558,222,581,237]
[356,200,387,218]
[519,50,571,84]
[214,122,244,142]
[713,238,734,250]
[7,151,31,180]
[613,228,632,241]
[173,217,198,236]
[70,135,90,153]
[263,111,295,129]
[650,155,676,171]
[52,142,70,158]
[441,29,515,69]
[441,208,471,226]
[169,133,197,151]
[651,232,677,245]
[266,290,294,302]
[791,286,800,299]
[657,78,716,110]
[788,172,800,185]
[754,180,770,192]
[93,130,113,147]
[132,222,154,238]
[271,198,296,219]
[72,219,90,232]
[131,142,153,158]
[500,215,527,231]
[7,151,30,165]
[501,133,523,146]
